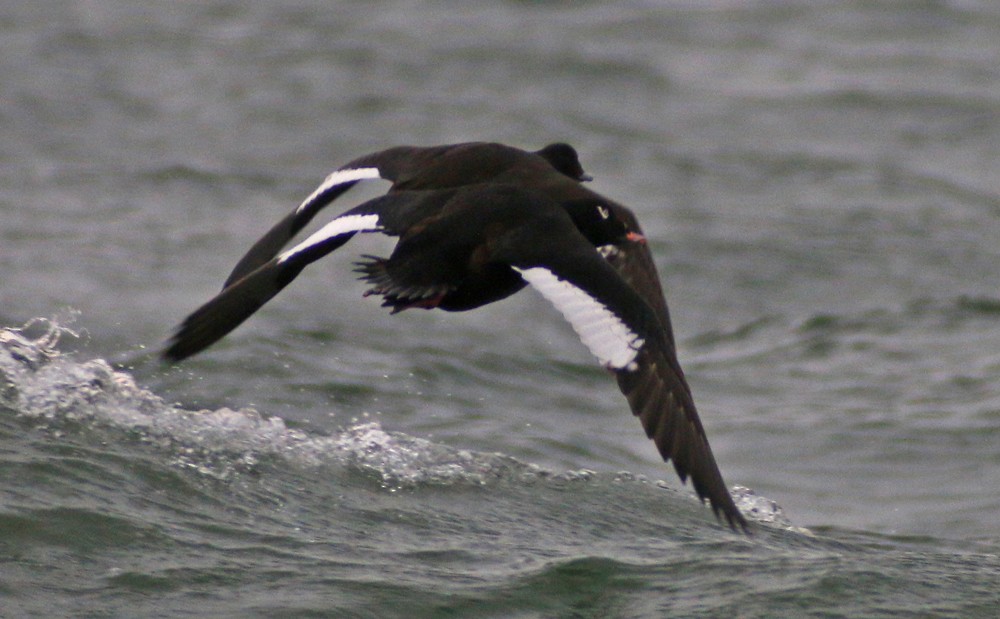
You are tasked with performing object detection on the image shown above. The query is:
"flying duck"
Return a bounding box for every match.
[164,142,749,532]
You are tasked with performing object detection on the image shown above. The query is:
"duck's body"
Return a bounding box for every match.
[164,142,749,533]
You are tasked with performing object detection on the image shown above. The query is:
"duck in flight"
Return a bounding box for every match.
[163,142,749,533]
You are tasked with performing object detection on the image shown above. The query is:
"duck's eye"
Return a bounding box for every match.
[597,205,610,220]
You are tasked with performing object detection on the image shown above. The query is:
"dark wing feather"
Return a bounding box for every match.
[164,229,359,362]
[605,212,748,531]
[165,191,464,361]
[496,207,748,532]
[616,346,748,532]
[164,253,304,362]
[600,205,675,334]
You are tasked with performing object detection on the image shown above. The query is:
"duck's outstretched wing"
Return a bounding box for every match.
[163,192,440,362]
[592,209,748,528]
[221,143,520,287]
[498,222,749,533]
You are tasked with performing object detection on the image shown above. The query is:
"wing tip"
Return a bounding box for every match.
[160,327,203,364]
[161,348,183,365]
[673,456,751,534]
[713,501,752,535]
[697,481,752,535]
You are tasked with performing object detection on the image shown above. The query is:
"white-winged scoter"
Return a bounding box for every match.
[164,142,749,533]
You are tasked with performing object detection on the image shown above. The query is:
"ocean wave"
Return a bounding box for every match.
[1,319,799,532]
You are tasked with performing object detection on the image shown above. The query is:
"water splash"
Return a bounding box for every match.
[0,320,559,486]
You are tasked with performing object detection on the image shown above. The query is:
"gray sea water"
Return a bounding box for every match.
[2,1,999,617]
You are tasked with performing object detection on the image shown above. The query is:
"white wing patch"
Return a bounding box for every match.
[514,267,644,370]
[295,167,383,215]
[277,214,383,264]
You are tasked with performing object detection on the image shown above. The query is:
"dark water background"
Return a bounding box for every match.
[2,1,999,617]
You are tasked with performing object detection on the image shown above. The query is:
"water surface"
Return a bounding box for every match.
[2,1,999,616]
